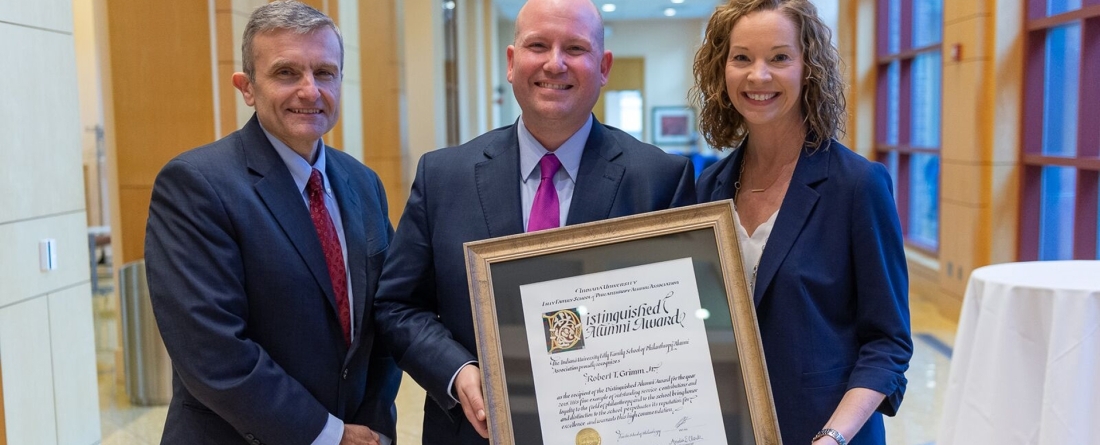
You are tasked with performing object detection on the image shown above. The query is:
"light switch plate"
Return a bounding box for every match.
[39,238,57,271]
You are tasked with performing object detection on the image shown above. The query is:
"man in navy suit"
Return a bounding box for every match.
[144,2,399,444]
[373,0,696,443]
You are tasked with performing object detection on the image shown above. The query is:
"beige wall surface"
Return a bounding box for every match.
[590,19,706,148]
[0,2,101,442]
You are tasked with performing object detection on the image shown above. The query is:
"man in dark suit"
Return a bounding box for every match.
[144,2,400,444]
[373,0,696,443]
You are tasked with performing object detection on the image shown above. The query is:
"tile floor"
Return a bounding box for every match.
[94,282,956,445]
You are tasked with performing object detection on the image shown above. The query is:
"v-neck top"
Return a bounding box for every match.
[734,206,779,296]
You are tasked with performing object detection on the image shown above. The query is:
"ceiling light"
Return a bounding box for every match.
[443,1,455,10]
[601,3,616,12]
[671,0,685,3]
[663,7,677,16]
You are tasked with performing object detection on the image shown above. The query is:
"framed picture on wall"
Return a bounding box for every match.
[652,106,695,145]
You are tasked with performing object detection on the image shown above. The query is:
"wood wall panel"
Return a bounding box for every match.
[944,0,989,22]
[939,201,981,296]
[941,161,988,206]
[941,60,987,164]
[0,24,85,224]
[359,0,405,224]
[106,1,215,264]
[107,1,216,187]
[118,186,153,265]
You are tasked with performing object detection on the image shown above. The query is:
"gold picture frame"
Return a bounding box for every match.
[464,201,781,445]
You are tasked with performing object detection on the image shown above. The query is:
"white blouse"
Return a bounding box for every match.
[734,206,779,296]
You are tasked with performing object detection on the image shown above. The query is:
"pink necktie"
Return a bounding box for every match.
[528,154,562,232]
[307,169,351,346]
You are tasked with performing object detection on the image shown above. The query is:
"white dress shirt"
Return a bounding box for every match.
[262,128,390,445]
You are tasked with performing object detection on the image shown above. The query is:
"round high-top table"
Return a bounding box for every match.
[938,260,1100,444]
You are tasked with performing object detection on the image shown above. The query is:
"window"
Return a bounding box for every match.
[875,0,944,252]
[603,90,644,142]
[1020,0,1100,260]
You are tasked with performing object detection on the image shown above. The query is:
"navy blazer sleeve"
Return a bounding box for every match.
[350,171,403,438]
[848,161,911,415]
[670,155,697,208]
[374,155,477,409]
[145,158,330,444]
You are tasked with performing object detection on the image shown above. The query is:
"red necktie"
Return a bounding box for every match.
[528,154,562,232]
[307,168,351,346]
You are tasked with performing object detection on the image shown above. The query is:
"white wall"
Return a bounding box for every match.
[490,17,706,150]
[0,0,102,443]
[337,0,364,161]
[604,18,707,149]
[495,16,519,128]
[812,0,839,40]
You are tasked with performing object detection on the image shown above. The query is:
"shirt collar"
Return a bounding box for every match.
[517,114,590,183]
[259,123,330,196]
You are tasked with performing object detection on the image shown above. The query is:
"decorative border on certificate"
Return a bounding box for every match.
[464,201,781,445]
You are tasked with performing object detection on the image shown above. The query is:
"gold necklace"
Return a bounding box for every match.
[746,170,783,193]
[737,152,796,197]
[733,156,747,204]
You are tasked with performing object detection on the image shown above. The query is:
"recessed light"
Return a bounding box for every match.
[601,3,616,12]
[663,7,677,16]
[671,0,685,3]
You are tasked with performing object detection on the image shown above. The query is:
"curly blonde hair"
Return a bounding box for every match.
[691,0,846,150]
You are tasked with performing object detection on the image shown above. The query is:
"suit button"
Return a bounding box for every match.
[342,368,349,379]
[251,440,260,445]
[245,434,255,440]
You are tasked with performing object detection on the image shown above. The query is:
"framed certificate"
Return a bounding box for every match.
[464,201,781,445]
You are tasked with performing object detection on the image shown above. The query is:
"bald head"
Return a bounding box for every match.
[515,0,605,52]
[506,0,613,149]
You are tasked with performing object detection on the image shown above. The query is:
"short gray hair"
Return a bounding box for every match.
[241,0,344,81]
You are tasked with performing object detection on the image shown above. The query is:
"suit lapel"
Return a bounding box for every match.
[710,146,743,202]
[244,117,341,322]
[475,128,525,237]
[567,122,625,225]
[328,154,368,355]
[752,142,830,305]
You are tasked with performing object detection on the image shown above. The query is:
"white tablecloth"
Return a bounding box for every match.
[939,261,1100,444]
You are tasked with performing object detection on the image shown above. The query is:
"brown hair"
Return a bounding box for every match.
[690,0,846,150]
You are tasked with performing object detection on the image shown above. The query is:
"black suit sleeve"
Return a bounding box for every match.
[145,158,329,444]
[373,155,478,411]
[670,154,697,208]
[353,172,403,439]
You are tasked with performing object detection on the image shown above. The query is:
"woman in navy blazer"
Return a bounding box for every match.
[691,1,912,444]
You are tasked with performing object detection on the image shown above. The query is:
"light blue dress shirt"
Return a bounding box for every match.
[517,115,590,231]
